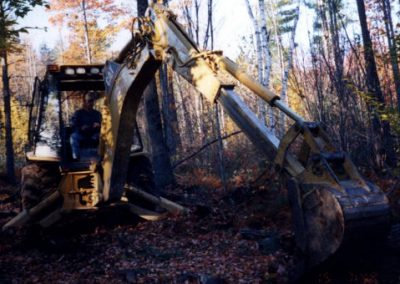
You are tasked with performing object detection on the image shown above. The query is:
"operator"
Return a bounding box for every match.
[70,92,102,160]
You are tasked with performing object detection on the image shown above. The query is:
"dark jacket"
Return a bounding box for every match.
[71,108,102,137]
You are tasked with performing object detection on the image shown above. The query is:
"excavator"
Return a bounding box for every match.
[3,3,392,267]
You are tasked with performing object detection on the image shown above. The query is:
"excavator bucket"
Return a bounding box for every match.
[288,179,391,266]
[277,123,391,266]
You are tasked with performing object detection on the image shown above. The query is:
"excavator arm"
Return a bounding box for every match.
[101,4,298,199]
[102,3,391,266]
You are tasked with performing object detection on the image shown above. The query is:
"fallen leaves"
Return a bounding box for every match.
[0,184,295,283]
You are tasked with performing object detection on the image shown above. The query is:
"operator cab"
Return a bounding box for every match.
[33,64,104,168]
[26,64,144,171]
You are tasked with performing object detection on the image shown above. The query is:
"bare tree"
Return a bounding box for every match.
[355,0,397,168]
[159,64,181,156]
[380,0,400,111]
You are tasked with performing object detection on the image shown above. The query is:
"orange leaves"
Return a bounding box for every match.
[176,168,223,189]
[46,0,129,64]
[48,0,126,26]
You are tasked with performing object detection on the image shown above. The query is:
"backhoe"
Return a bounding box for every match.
[4,3,392,266]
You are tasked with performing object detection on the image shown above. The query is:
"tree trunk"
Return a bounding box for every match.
[317,0,330,61]
[137,0,147,19]
[259,0,274,129]
[183,6,194,40]
[138,0,174,190]
[208,0,214,49]
[194,0,200,46]
[205,0,226,187]
[267,0,284,133]
[244,0,267,125]
[279,4,300,135]
[215,103,227,190]
[308,19,326,124]
[1,51,16,183]
[244,0,263,84]
[174,73,195,145]
[258,0,272,88]
[381,0,400,111]
[81,0,92,64]
[159,64,181,156]
[144,79,175,190]
[328,0,348,151]
[355,0,397,168]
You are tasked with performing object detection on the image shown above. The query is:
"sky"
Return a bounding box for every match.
[18,0,324,60]
[19,2,131,53]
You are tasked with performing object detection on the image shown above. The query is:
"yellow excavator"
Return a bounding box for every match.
[3,3,392,266]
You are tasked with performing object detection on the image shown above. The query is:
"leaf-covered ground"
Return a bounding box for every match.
[0,182,299,283]
[0,179,400,283]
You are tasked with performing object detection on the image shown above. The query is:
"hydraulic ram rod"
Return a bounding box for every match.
[218,87,304,177]
[219,57,305,124]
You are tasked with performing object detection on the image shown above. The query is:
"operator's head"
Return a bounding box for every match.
[83,92,96,110]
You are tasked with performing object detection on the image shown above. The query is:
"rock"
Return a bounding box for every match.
[213,221,234,230]
[177,273,226,284]
[240,228,275,240]
[200,274,226,284]
[387,223,400,250]
[177,272,198,282]
[258,236,281,255]
[227,187,247,205]
[120,269,149,283]
[194,204,212,218]
[279,233,296,252]
[125,270,137,283]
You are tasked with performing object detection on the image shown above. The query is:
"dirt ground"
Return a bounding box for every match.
[0,182,399,283]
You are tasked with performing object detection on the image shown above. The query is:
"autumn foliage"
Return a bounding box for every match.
[47,0,127,63]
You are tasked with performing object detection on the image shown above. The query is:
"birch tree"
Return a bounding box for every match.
[244,0,268,125]
[258,0,272,88]
[279,3,300,133]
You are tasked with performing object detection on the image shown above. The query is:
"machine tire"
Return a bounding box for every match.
[20,163,61,210]
[125,154,157,209]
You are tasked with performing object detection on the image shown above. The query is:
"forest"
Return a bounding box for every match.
[0,0,400,283]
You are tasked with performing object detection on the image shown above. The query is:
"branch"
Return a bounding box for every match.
[173,130,242,169]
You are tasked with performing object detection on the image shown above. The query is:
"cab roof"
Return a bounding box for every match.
[46,64,105,91]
